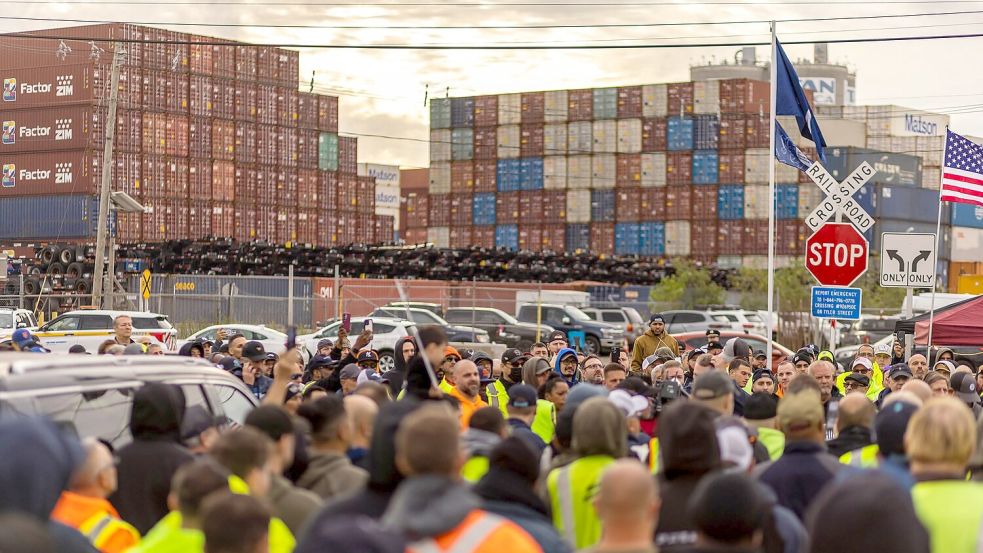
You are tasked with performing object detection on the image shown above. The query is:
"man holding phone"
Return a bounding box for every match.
[238,341,274,400]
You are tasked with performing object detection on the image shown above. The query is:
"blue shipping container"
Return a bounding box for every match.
[615,223,641,255]
[0,195,107,239]
[473,193,496,226]
[497,159,521,192]
[694,115,720,150]
[776,184,799,220]
[593,88,618,120]
[872,219,951,260]
[450,97,475,128]
[874,185,950,225]
[495,224,519,250]
[824,147,923,188]
[692,150,719,185]
[591,189,616,222]
[951,202,983,229]
[639,222,666,256]
[667,116,694,151]
[718,186,745,220]
[519,157,544,190]
[566,224,590,251]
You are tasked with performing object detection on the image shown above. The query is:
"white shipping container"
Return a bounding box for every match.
[744,148,770,185]
[544,123,568,156]
[951,226,983,262]
[922,166,941,190]
[427,227,450,249]
[544,155,568,189]
[428,162,451,194]
[744,184,770,219]
[842,105,867,121]
[891,136,918,155]
[497,125,520,159]
[566,189,592,223]
[640,153,667,187]
[567,155,593,189]
[864,105,892,137]
[776,158,799,183]
[917,135,944,166]
[544,90,569,123]
[592,154,616,189]
[498,93,521,125]
[665,221,691,256]
[593,120,617,154]
[642,84,668,117]
[816,118,867,149]
[798,185,825,218]
[430,129,451,162]
[693,80,720,115]
[717,255,743,269]
[617,119,642,154]
[742,255,794,269]
[866,136,891,152]
[568,121,593,155]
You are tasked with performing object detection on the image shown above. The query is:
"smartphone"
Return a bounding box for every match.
[342,313,352,333]
[610,346,622,363]
[364,318,373,333]
[285,325,297,350]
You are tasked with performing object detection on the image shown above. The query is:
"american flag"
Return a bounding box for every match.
[942,130,983,207]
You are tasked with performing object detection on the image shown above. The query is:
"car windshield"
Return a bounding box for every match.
[623,308,644,324]
[566,306,594,322]
[744,313,763,322]
[0,314,12,328]
[858,318,896,332]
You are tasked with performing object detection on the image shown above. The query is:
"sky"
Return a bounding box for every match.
[8,0,983,168]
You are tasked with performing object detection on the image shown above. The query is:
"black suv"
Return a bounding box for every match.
[444,307,554,351]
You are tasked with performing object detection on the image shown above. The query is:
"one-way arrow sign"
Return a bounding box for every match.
[879,232,938,288]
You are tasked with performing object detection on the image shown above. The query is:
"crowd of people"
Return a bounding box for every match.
[3,313,983,553]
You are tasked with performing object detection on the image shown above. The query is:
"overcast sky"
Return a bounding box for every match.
[10,1,983,167]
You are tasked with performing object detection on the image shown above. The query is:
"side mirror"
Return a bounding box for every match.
[561,317,571,325]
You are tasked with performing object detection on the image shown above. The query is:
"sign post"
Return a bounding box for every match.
[879,232,937,358]
[140,269,152,312]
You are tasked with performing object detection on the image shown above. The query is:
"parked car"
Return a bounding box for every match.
[674,331,794,364]
[581,307,646,345]
[515,303,621,354]
[298,316,414,373]
[444,307,553,351]
[382,302,444,318]
[178,324,287,355]
[660,310,742,334]
[369,307,490,344]
[34,309,176,353]
[707,308,767,336]
[839,315,901,347]
[0,354,257,449]
[0,308,38,340]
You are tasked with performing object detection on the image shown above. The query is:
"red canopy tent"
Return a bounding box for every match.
[914,294,983,346]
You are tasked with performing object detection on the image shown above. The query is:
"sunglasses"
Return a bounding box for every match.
[445,356,461,363]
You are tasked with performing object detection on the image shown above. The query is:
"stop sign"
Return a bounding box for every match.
[805,223,869,286]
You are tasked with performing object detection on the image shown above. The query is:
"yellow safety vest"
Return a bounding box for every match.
[839,444,880,468]
[487,379,510,417]
[547,454,615,549]
[648,437,661,474]
[912,480,983,553]
[78,510,140,552]
[531,399,556,444]
[461,455,490,483]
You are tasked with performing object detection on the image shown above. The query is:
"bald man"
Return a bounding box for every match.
[447,360,488,430]
[586,460,661,553]
[902,379,933,403]
[826,393,876,458]
[51,439,141,553]
[344,394,379,467]
[908,354,929,380]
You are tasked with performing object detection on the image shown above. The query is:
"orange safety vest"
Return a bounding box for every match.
[51,491,140,553]
[407,510,541,553]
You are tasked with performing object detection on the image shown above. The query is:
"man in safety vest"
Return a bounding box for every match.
[826,393,876,459]
[383,404,542,553]
[487,348,525,416]
[52,438,141,553]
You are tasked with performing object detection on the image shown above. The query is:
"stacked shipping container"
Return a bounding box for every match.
[0,24,388,246]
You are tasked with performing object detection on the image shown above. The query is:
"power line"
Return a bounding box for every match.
[3,0,983,4]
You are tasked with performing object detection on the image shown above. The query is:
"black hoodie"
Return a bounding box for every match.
[383,337,416,397]
[109,383,194,535]
[177,341,204,357]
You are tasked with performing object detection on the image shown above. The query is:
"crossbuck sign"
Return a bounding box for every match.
[803,161,876,233]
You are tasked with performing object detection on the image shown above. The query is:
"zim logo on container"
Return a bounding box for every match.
[1,164,14,187]
[55,119,72,141]
[56,75,73,97]
[2,78,14,102]
[55,162,72,184]
[2,121,14,144]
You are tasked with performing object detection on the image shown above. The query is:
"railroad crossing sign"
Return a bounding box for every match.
[140,269,152,301]
[803,161,876,233]
[880,232,937,288]
[805,223,869,287]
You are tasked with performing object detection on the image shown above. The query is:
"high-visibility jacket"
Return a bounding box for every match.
[546,454,615,549]
[839,444,880,468]
[835,363,885,402]
[531,399,556,444]
[439,378,455,395]
[486,379,510,417]
[648,438,661,474]
[912,479,983,553]
[758,427,786,461]
[407,510,541,553]
[51,491,140,553]
[461,455,490,483]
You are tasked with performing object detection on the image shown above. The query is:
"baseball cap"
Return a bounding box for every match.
[507,384,538,408]
[851,357,873,371]
[753,350,767,360]
[444,346,461,359]
[655,347,675,361]
[547,330,567,344]
[357,350,379,363]
[692,371,733,401]
[688,347,707,360]
[308,354,335,370]
[339,363,361,381]
[356,369,388,386]
[502,348,523,364]
[817,350,834,362]
[265,352,279,362]
[888,363,913,380]
[716,425,754,473]
[705,329,720,337]
[607,389,649,418]
[777,389,824,431]
[707,342,724,352]
[792,352,812,366]
[874,344,892,357]
[649,314,665,324]
[751,369,775,384]
[743,392,778,421]
[722,338,751,361]
[875,400,919,457]
[68,344,88,354]
[242,341,267,362]
[844,372,871,387]
[471,351,493,365]
[950,372,981,405]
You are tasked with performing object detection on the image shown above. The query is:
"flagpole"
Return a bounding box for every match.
[766,21,777,374]
[925,127,948,359]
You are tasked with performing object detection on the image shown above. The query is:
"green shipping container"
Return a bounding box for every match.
[593,88,618,120]
[431,98,451,129]
[318,132,338,171]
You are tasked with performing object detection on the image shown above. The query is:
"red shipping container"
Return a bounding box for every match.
[717,221,745,255]
[295,209,317,244]
[164,158,189,199]
[190,75,212,117]
[141,112,166,155]
[297,92,319,129]
[318,96,339,133]
[429,193,451,227]
[275,210,297,244]
[337,174,357,210]
[164,72,189,113]
[212,43,236,79]
[403,228,428,246]
[212,78,236,120]
[542,190,566,224]
[718,150,745,184]
[165,114,189,158]
[210,202,235,240]
[277,50,300,88]
[0,64,98,110]
[234,164,257,200]
[496,192,520,224]
[518,190,541,218]
[777,220,806,255]
[690,220,718,258]
[280,128,298,167]
[356,176,375,213]
[278,88,299,127]
[297,169,319,205]
[186,117,210,160]
[521,92,545,124]
[319,171,339,212]
[405,192,429,228]
[0,105,97,153]
[449,226,472,249]
[190,37,213,76]
[742,220,769,255]
[94,108,142,154]
[616,154,642,188]
[519,224,544,251]
[718,115,746,150]
[189,159,211,198]
[277,171,297,206]
[95,65,142,110]
[665,185,692,219]
[745,115,769,148]
[666,152,693,185]
[591,223,615,256]
[297,129,318,169]
[0,23,143,70]
[667,82,694,116]
[235,45,258,81]
[255,169,275,200]
[256,84,278,125]
[0,150,100,197]
[339,136,357,174]
[617,86,643,119]
[164,31,190,73]
[473,127,498,160]
[110,153,142,198]
[472,225,495,249]
[142,198,188,242]
[212,119,236,161]
[117,210,141,242]
[616,188,642,222]
[641,118,667,152]
[235,83,257,122]
[640,187,667,220]
[141,155,167,199]
[719,78,770,115]
[450,161,474,192]
[568,90,593,121]
[520,124,545,157]
[692,185,718,220]
[450,193,472,226]
[543,224,565,252]
[473,160,497,193]
[256,125,278,166]
[474,96,498,127]
[374,214,394,243]
[257,47,278,84]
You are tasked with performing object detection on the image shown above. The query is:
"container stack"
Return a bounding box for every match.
[0,23,372,246]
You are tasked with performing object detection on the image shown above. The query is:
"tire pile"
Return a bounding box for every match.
[11,245,100,296]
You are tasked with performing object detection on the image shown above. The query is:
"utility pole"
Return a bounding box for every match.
[91,43,123,309]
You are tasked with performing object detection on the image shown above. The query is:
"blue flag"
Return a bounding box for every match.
[775,121,813,172]
[775,39,827,162]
